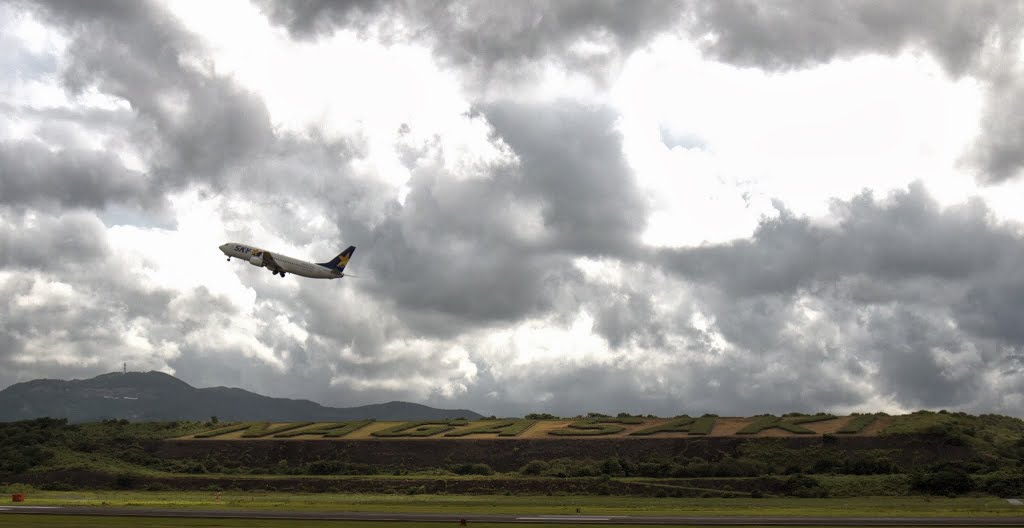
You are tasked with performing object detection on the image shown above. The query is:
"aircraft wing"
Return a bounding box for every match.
[255,250,283,272]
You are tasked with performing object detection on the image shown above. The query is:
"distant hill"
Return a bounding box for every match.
[0,371,482,423]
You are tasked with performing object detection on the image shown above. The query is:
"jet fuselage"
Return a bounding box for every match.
[219,243,351,279]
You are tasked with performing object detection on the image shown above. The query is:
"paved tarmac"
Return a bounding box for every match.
[2,505,1024,525]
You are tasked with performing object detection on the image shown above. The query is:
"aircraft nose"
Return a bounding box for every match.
[218,243,229,253]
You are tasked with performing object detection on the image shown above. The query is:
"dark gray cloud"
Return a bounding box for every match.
[257,0,685,85]
[7,0,275,210]
[448,343,869,418]
[0,210,109,270]
[686,0,1024,182]
[860,307,984,409]
[955,274,1024,346]
[349,101,645,335]
[0,139,154,210]
[53,0,274,179]
[657,184,1015,297]
[688,1,1019,75]
[969,78,1024,183]
[483,102,647,254]
[645,184,1024,413]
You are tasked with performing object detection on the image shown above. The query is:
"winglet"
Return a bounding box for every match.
[318,246,356,272]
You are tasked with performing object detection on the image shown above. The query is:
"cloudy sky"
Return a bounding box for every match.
[3,0,1024,418]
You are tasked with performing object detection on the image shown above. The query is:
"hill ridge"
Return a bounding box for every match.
[0,371,481,423]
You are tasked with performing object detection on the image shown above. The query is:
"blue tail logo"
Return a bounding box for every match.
[318,246,356,272]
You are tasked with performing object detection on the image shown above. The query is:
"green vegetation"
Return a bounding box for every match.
[239,422,315,438]
[273,421,372,438]
[191,422,253,439]
[2,491,1022,518]
[449,463,494,475]
[444,420,537,437]
[630,416,716,436]
[883,410,1024,453]
[0,418,63,474]
[548,417,644,436]
[737,414,836,434]
[0,418,210,477]
[370,420,467,437]
[2,412,1023,499]
[782,474,827,498]
[837,413,880,433]
[515,454,807,480]
[0,517,674,528]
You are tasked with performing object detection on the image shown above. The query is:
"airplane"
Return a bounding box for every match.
[219,242,355,279]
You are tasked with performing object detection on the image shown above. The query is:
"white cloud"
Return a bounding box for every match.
[615,37,987,246]
[162,0,511,202]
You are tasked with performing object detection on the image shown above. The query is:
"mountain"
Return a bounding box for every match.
[0,372,482,423]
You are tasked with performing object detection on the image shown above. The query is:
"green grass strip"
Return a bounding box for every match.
[837,414,880,434]
[548,418,643,436]
[240,422,315,438]
[630,416,717,436]
[736,416,782,434]
[273,421,372,438]
[444,420,538,437]
[789,414,837,424]
[9,490,1024,518]
[778,414,836,434]
[371,421,467,437]
[0,515,657,528]
[191,423,254,438]
[737,414,837,434]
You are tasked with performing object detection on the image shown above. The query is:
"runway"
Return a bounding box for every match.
[2,506,1024,525]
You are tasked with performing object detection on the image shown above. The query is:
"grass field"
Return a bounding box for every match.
[2,491,1021,517]
[0,517,870,528]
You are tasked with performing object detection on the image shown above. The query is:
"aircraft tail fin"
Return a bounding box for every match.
[318,246,356,272]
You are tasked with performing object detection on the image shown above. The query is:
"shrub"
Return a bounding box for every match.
[39,481,74,491]
[451,463,493,476]
[519,460,549,475]
[911,468,975,496]
[783,474,828,498]
[840,457,896,475]
[983,475,1024,497]
[600,458,625,477]
[114,473,136,489]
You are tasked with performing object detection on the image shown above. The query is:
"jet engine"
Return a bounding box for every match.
[249,256,264,267]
